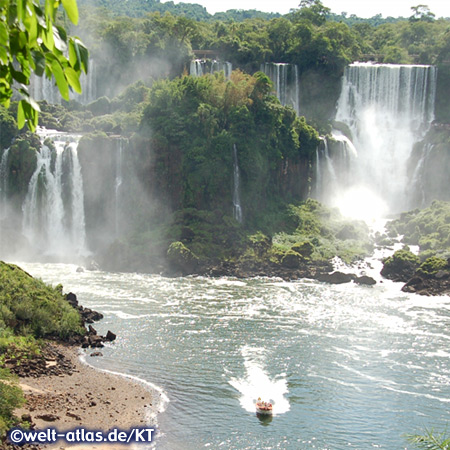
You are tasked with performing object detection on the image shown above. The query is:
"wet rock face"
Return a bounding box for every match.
[402,271,450,296]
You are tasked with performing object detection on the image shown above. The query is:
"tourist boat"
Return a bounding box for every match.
[255,398,273,415]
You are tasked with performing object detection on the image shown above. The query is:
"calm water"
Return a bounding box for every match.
[20,263,450,450]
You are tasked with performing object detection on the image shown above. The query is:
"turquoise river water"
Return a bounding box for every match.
[20,263,450,450]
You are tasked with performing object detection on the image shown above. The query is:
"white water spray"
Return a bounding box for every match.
[22,132,88,260]
[261,63,300,115]
[229,346,290,415]
[332,62,436,216]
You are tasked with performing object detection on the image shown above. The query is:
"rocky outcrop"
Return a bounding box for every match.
[402,268,450,296]
[65,292,115,349]
[380,249,420,282]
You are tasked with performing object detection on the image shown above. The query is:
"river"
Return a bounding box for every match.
[19,262,450,450]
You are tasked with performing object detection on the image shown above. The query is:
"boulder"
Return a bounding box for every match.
[381,249,420,282]
[105,330,116,342]
[316,271,354,284]
[354,275,376,286]
[281,250,303,269]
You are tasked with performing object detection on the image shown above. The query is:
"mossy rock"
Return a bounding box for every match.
[281,250,303,269]
[291,241,314,258]
[381,249,420,282]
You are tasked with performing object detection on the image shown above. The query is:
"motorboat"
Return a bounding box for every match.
[256,398,273,415]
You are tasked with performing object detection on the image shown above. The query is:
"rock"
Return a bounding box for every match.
[90,352,103,357]
[105,330,116,342]
[66,411,82,421]
[381,249,420,282]
[76,266,85,273]
[281,250,303,269]
[36,413,59,422]
[316,271,355,284]
[88,325,97,335]
[88,335,104,348]
[291,241,314,258]
[81,336,90,348]
[66,292,78,307]
[354,275,376,286]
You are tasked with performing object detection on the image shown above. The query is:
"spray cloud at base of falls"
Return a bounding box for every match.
[315,62,437,220]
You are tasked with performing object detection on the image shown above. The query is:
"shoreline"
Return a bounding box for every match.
[14,343,158,449]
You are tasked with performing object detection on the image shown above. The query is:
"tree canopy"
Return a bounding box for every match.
[0,0,88,130]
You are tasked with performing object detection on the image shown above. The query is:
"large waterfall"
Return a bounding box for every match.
[261,63,300,115]
[22,131,88,260]
[329,62,437,217]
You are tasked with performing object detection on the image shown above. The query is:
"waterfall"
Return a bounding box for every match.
[0,148,10,220]
[409,143,434,207]
[314,133,357,203]
[232,144,243,223]
[22,132,88,260]
[333,62,437,216]
[190,59,232,79]
[114,138,124,236]
[261,63,300,115]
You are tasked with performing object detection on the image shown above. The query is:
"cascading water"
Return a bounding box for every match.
[22,131,88,260]
[114,138,124,236]
[261,63,300,115]
[190,59,232,79]
[314,132,357,203]
[232,144,243,223]
[0,148,10,228]
[333,62,437,217]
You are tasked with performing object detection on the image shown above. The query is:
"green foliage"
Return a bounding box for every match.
[0,107,18,150]
[407,428,450,450]
[0,368,25,436]
[139,71,319,230]
[382,249,420,270]
[0,261,84,338]
[386,201,450,258]
[418,256,448,275]
[272,199,372,263]
[0,0,88,131]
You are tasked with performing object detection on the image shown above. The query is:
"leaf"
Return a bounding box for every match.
[51,59,69,100]
[64,66,81,93]
[32,51,46,76]
[53,26,67,52]
[45,0,55,20]
[0,22,8,46]
[61,0,79,25]
[17,100,26,129]
[0,47,8,65]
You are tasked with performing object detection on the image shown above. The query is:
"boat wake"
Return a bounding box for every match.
[228,346,290,415]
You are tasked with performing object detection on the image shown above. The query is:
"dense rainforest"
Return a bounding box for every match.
[0,0,449,275]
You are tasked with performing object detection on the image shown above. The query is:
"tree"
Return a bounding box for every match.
[409,5,436,22]
[0,0,88,131]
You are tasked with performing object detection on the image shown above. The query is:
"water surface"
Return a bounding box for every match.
[21,263,450,449]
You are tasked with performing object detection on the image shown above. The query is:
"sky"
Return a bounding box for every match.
[174,0,450,18]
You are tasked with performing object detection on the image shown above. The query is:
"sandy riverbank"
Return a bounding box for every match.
[14,344,157,449]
